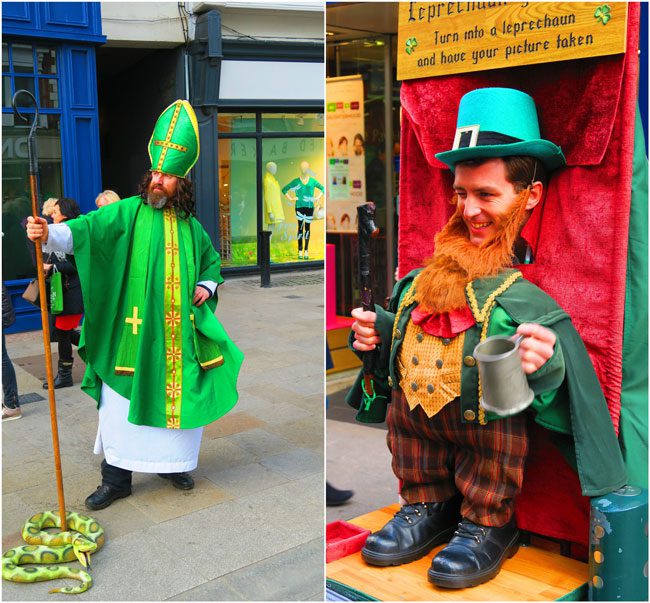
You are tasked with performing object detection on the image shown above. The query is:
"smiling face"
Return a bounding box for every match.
[453,158,540,247]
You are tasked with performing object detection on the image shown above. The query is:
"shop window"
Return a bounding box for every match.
[38,79,59,109]
[217,111,325,267]
[261,113,324,133]
[2,76,11,108]
[2,42,63,281]
[218,138,257,267]
[14,75,36,99]
[217,113,256,133]
[12,44,34,73]
[36,47,57,75]
[262,137,325,262]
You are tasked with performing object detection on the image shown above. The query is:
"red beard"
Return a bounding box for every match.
[415,188,531,313]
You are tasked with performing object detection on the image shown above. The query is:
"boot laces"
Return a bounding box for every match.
[454,519,487,543]
[394,503,427,524]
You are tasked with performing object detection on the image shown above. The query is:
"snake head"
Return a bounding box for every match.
[72,534,96,568]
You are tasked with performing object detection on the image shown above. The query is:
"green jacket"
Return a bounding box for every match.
[347,268,627,497]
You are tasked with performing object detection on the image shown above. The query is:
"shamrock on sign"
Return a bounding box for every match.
[594,4,611,25]
[405,37,418,55]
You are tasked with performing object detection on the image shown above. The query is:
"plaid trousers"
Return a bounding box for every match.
[387,391,529,527]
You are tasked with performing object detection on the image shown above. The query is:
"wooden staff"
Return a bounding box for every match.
[13,90,67,531]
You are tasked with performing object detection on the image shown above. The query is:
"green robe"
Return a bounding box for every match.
[68,196,244,429]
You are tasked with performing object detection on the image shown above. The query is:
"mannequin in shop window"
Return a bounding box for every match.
[263,162,285,230]
[281,161,324,260]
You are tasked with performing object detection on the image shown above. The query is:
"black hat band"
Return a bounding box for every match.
[456,129,523,149]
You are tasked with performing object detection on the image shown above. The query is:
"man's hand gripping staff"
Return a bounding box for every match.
[352,203,387,421]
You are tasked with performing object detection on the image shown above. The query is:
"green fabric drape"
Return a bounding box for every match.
[619,106,649,488]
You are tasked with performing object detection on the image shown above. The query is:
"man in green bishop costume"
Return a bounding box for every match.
[27,100,244,510]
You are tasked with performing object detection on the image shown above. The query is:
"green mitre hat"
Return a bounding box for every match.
[148,99,200,178]
[435,88,565,172]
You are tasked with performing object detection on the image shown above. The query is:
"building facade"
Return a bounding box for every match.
[3,1,324,332]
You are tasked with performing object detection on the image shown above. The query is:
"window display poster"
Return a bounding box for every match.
[326,75,366,233]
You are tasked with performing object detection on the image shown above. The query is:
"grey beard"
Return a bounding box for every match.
[146,193,168,209]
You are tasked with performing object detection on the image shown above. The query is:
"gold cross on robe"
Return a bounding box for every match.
[125,306,143,335]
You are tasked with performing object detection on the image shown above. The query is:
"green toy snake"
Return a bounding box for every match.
[2,511,105,594]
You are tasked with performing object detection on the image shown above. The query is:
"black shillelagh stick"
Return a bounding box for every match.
[357,203,381,411]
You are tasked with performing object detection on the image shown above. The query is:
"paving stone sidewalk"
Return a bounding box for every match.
[2,271,325,601]
[326,371,398,525]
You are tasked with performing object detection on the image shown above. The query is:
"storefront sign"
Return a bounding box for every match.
[326,75,366,234]
[397,2,628,80]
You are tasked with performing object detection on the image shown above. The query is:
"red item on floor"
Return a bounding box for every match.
[326,521,371,563]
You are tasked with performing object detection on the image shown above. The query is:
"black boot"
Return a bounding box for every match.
[158,472,194,490]
[85,460,133,510]
[428,517,519,589]
[43,360,73,389]
[326,482,354,506]
[361,493,462,566]
[70,328,81,347]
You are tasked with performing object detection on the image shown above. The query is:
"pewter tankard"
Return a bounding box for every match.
[473,335,534,416]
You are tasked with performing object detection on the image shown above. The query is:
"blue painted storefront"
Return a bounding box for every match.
[2,2,104,332]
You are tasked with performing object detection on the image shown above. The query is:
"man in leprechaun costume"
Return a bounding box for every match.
[349,88,626,588]
[27,100,244,510]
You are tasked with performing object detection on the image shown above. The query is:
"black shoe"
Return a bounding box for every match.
[85,484,131,511]
[326,482,354,506]
[158,472,194,490]
[428,517,519,589]
[361,494,462,566]
[43,360,73,389]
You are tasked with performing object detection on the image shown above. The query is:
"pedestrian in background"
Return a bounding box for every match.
[95,190,120,208]
[2,284,21,421]
[42,197,83,389]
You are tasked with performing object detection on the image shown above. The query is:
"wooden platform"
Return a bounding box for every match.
[327,505,588,601]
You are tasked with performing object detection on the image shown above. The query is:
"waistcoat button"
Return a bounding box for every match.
[411,382,418,392]
[427,384,434,394]
[436,359,443,369]
[412,356,419,365]
[416,333,424,343]
[442,338,451,346]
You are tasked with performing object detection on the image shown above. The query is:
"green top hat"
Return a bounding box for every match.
[435,88,566,172]
[148,100,200,178]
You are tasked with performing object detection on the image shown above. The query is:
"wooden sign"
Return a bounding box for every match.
[397,2,628,80]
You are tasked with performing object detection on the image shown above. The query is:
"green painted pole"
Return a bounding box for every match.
[589,485,648,601]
